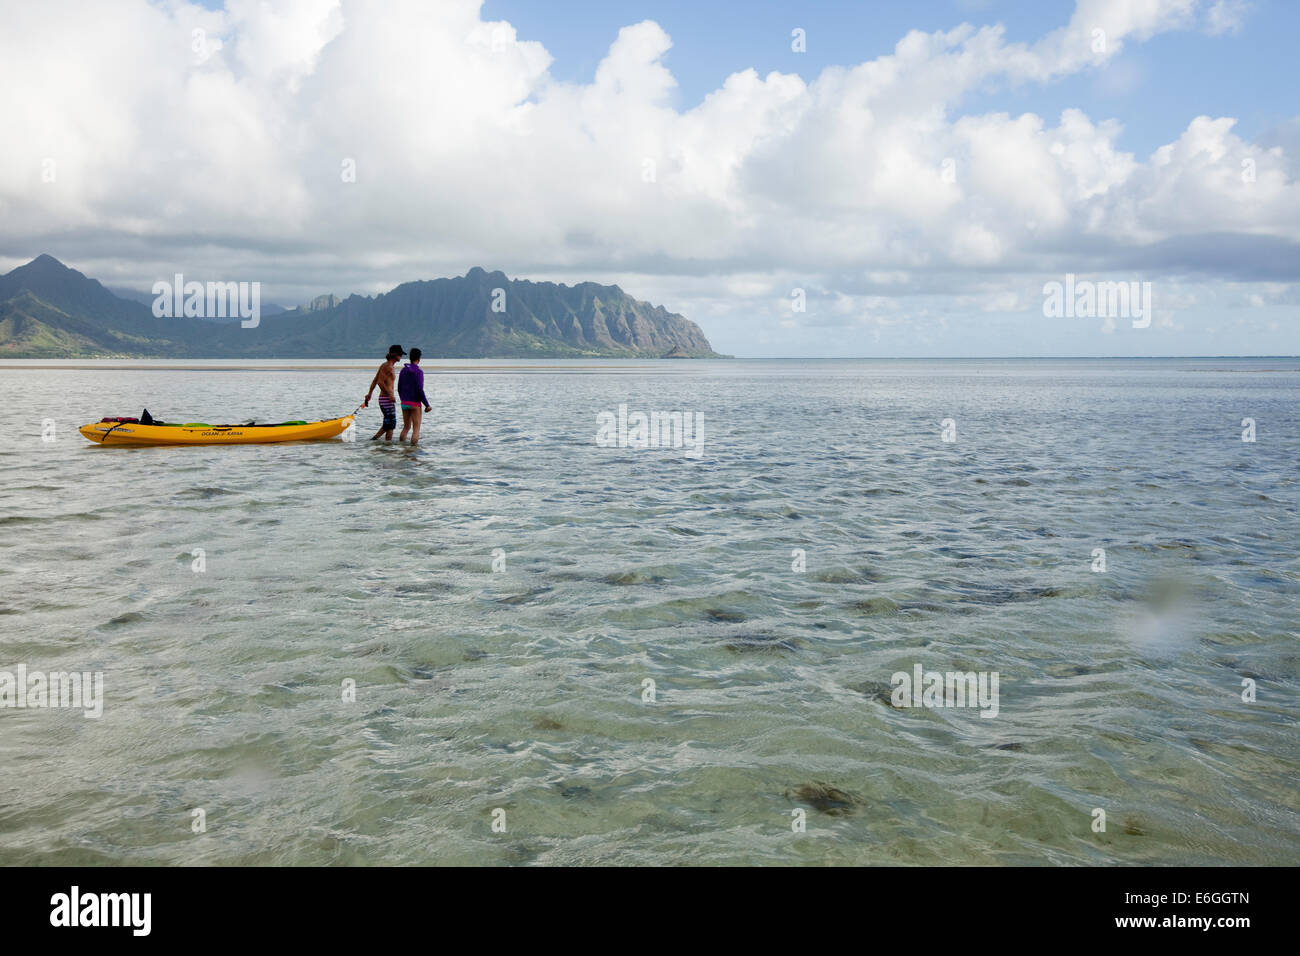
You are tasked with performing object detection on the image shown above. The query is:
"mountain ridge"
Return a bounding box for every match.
[0,256,722,359]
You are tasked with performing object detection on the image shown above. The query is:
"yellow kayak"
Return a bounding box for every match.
[80,415,354,446]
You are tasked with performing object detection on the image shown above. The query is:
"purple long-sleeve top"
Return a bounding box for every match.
[397,363,428,406]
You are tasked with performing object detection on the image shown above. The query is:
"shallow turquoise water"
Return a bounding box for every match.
[0,358,1296,865]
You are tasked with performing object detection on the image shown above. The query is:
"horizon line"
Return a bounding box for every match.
[1,354,1297,368]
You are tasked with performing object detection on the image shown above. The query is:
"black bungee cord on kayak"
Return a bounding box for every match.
[96,421,129,443]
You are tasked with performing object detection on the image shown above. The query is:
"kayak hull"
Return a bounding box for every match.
[79,416,354,446]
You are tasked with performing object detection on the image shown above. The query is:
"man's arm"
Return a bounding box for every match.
[364,366,383,402]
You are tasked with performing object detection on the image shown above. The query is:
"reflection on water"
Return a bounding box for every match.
[0,359,1296,865]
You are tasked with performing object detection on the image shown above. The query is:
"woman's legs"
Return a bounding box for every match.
[409,406,424,444]
[399,406,413,442]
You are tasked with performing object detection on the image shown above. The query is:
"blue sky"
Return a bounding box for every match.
[485,0,1298,157]
[3,0,1298,356]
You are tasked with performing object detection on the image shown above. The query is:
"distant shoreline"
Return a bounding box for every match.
[0,362,665,371]
[0,355,1296,371]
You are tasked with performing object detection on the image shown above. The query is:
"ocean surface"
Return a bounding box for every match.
[0,357,1296,866]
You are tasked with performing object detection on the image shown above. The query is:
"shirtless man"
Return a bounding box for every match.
[363,344,405,440]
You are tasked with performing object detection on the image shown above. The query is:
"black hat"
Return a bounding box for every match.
[387,344,406,357]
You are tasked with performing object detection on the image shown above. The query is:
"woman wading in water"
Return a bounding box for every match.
[397,348,431,444]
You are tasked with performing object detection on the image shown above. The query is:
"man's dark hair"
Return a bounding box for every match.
[410,348,422,362]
